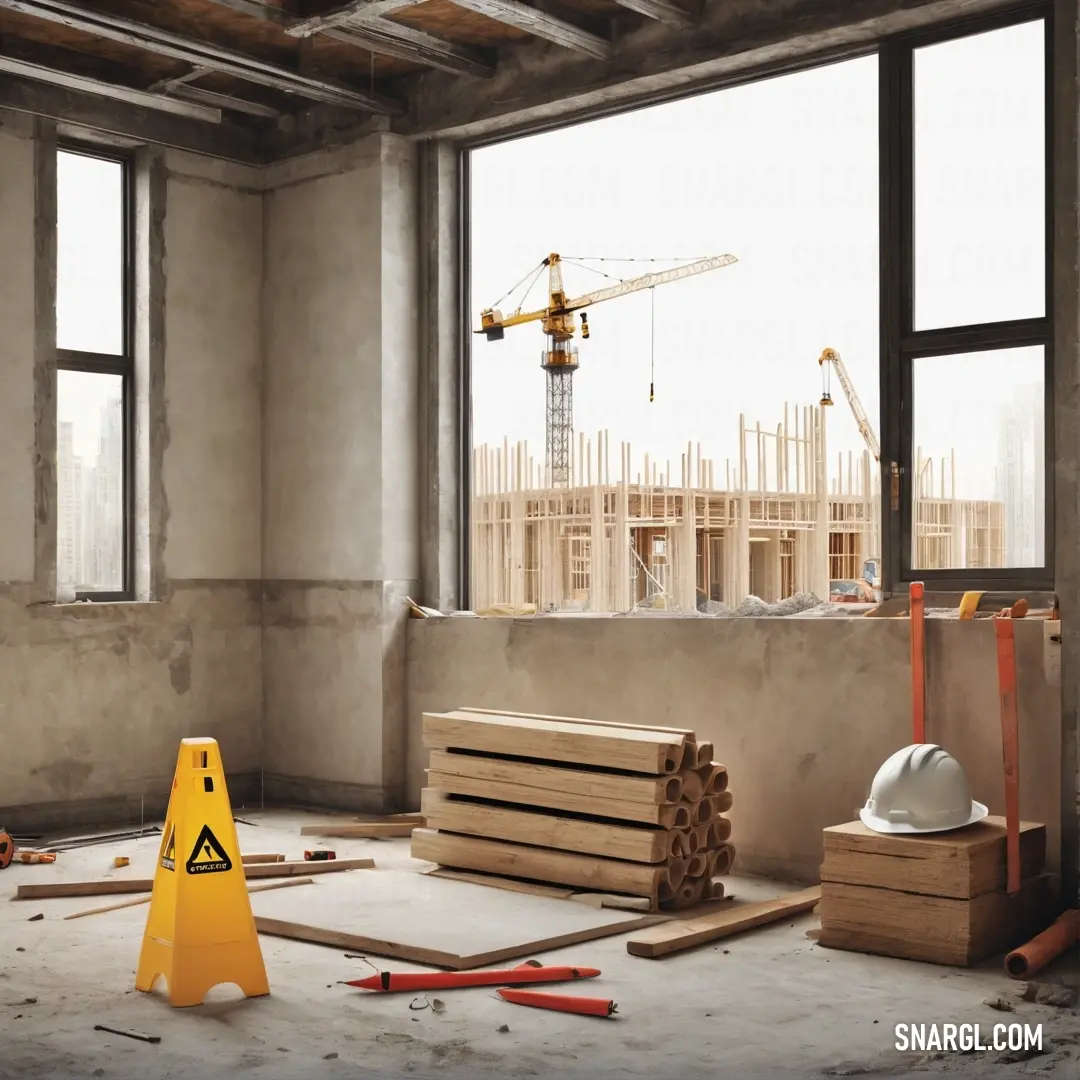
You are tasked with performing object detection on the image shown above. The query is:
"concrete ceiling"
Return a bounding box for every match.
[0,0,1018,162]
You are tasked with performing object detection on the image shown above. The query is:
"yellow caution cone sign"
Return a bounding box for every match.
[136,738,269,1007]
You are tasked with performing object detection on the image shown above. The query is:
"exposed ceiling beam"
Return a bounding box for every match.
[610,0,696,30]
[198,0,291,23]
[287,1,426,35]
[446,0,613,59]
[323,25,493,78]
[0,0,399,112]
[166,84,281,119]
[0,72,260,161]
[201,0,489,78]
[0,54,222,120]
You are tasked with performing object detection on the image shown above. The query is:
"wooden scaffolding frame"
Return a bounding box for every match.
[470,403,1005,613]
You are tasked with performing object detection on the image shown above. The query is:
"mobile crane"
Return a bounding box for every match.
[818,347,881,588]
[477,252,738,487]
[818,347,880,462]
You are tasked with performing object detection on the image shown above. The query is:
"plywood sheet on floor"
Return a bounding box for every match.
[250,868,663,969]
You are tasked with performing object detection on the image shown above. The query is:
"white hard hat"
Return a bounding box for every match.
[860,744,988,834]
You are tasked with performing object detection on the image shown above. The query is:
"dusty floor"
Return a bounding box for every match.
[2,809,1077,1080]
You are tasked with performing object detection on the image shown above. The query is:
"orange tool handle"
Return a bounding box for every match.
[910,582,926,743]
[497,987,617,1017]
[346,966,601,992]
[994,615,1021,896]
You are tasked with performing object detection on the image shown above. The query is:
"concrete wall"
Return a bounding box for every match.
[0,119,263,830]
[406,616,1062,882]
[261,136,420,812]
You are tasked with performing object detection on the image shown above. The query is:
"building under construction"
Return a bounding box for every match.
[470,403,1006,614]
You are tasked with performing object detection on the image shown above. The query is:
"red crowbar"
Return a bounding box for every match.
[497,987,617,1017]
[994,612,1021,896]
[345,965,601,993]
[910,582,926,743]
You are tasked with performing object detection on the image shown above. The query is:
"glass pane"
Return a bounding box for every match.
[913,20,1045,330]
[57,370,125,594]
[57,152,125,355]
[911,346,1044,570]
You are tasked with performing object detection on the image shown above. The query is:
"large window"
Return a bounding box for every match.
[56,148,133,600]
[884,10,1051,588]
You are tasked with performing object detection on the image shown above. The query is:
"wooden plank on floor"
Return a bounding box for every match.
[410,827,664,903]
[626,887,822,958]
[251,868,664,970]
[421,789,670,863]
[300,822,417,838]
[423,867,576,900]
[15,858,376,899]
[422,711,685,775]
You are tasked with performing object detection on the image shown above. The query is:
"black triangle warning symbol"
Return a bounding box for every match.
[160,825,176,871]
[185,824,233,876]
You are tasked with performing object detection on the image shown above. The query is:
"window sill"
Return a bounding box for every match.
[30,598,163,612]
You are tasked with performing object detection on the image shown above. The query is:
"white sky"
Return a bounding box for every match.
[56,149,124,459]
[468,18,1046,503]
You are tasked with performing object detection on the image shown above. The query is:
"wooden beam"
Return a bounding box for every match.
[287,0,426,35]
[610,0,697,30]
[626,887,822,958]
[447,0,613,59]
[324,25,494,78]
[196,0,292,23]
[167,84,282,119]
[0,73,261,162]
[0,0,398,112]
[0,55,222,121]
[200,0,491,77]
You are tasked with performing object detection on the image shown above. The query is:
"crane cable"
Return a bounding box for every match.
[649,287,655,403]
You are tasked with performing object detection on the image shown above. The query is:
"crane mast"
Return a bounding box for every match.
[477,252,738,486]
[818,347,880,462]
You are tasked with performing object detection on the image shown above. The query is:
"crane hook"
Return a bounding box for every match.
[580,313,590,340]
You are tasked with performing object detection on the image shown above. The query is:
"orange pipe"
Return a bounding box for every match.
[910,582,926,743]
[994,616,1021,896]
[1004,910,1080,979]
[497,988,617,1017]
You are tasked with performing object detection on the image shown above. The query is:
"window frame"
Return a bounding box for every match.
[456,3,1054,607]
[880,4,1054,593]
[55,141,136,603]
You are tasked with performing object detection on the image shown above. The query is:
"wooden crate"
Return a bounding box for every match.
[818,818,1056,966]
[817,874,1057,966]
[821,817,1046,899]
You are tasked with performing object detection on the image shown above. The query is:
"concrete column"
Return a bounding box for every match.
[261,135,420,813]
[418,139,461,612]
[1053,0,1080,905]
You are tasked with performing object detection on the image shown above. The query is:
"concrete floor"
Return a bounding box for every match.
[2,809,1077,1080]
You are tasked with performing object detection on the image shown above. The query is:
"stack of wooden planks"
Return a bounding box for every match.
[411,708,734,911]
[817,816,1056,966]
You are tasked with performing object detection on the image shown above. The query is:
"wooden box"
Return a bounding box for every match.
[821,817,1046,899]
[818,818,1056,966]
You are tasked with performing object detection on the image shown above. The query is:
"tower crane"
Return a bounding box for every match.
[476,252,739,487]
[818,347,880,462]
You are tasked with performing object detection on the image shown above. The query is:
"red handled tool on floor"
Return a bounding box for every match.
[497,987,618,1017]
[346,964,601,993]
